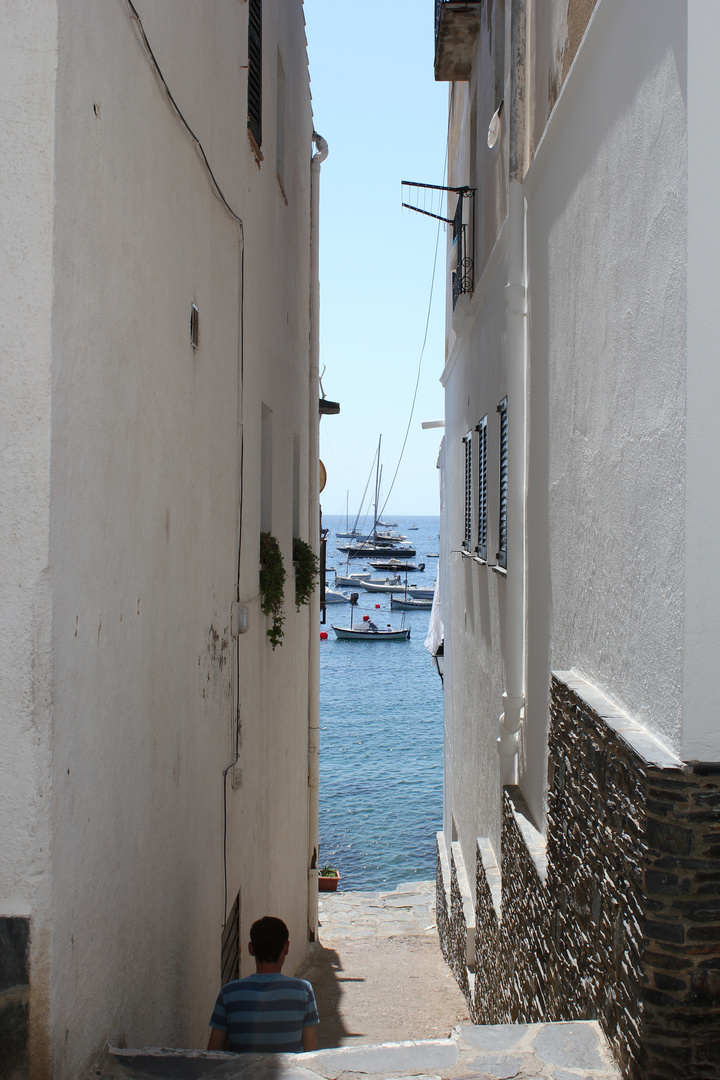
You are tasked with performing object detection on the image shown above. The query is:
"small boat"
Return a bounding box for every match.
[391,595,433,611]
[324,587,351,604]
[405,585,435,599]
[407,525,419,531]
[334,572,371,587]
[332,624,411,641]
[370,559,426,573]
[426,553,439,558]
[357,577,405,594]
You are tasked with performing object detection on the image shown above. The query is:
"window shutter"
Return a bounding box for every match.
[476,415,487,560]
[463,431,472,549]
[248,0,262,147]
[497,398,508,568]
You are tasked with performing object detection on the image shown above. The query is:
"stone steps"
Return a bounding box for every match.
[105,1021,620,1080]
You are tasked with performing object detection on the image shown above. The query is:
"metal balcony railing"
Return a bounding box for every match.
[451,187,475,310]
[401,181,475,310]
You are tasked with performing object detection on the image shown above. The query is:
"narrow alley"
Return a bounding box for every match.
[98,886,620,1080]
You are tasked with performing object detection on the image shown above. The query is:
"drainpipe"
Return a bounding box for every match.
[307,131,328,942]
[498,177,527,786]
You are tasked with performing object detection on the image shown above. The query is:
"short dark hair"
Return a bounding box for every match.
[250,916,289,963]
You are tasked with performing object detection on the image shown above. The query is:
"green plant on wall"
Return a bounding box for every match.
[293,537,319,610]
[259,532,285,648]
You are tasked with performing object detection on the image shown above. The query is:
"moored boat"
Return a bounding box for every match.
[332,624,411,641]
[390,595,433,611]
[334,572,372,587]
[324,587,351,604]
[369,559,425,573]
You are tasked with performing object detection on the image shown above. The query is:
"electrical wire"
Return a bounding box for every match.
[123,0,244,227]
[121,0,246,927]
[372,148,448,529]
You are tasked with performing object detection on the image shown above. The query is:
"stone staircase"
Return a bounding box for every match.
[104,1021,620,1080]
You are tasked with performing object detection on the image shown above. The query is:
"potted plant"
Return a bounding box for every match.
[318,864,340,892]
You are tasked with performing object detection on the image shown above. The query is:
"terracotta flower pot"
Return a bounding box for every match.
[318,874,340,892]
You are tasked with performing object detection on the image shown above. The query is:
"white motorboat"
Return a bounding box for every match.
[324,587,351,604]
[332,624,410,641]
[390,595,433,611]
[357,577,405,594]
[334,572,371,587]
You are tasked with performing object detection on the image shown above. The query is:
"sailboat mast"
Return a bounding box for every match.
[374,435,382,540]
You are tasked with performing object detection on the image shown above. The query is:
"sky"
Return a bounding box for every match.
[304,1,449,518]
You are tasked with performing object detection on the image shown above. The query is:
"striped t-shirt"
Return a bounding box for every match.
[210,972,319,1053]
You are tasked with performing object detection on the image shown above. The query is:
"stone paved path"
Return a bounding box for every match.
[316,881,438,939]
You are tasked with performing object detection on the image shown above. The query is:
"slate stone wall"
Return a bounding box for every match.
[437,672,720,1080]
[0,917,30,1080]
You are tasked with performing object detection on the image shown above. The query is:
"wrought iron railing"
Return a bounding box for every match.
[451,187,475,310]
[401,181,475,311]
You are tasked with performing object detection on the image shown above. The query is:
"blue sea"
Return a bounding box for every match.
[318,515,443,891]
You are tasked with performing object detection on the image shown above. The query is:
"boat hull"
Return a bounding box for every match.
[390,596,432,610]
[369,560,425,573]
[338,544,416,558]
[331,625,411,641]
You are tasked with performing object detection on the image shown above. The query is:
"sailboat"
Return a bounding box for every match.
[336,491,363,539]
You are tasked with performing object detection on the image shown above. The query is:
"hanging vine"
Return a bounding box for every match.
[293,537,319,610]
[259,532,286,648]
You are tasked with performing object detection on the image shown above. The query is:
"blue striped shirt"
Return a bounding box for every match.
[210,973,319,1053]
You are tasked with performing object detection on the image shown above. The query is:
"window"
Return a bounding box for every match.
[497,397,508,569]
[475,415,488,559]
[247,0,262,148]
[463,430,472,549]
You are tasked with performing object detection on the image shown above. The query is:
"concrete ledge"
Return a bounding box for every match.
[476,838,501,918]
[504,787,547,884]
[450,841,476,971]
[554,670,684,770]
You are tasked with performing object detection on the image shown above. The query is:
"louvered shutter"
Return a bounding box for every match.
[248,0,262,146]
[463,431,472,548]
[497,398,508,569]
[476,416,488,560]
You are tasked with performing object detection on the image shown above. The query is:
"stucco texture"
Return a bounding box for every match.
[525,0,687,769]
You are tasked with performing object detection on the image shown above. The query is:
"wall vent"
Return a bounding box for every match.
[190,303,199,350]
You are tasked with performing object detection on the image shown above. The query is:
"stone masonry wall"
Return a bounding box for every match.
[437,672,720,1080]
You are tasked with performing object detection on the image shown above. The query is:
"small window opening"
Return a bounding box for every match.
[190,304,199,350]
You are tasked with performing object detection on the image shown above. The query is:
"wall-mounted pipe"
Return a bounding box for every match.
[307,131,328,942]
[498,176,527,785]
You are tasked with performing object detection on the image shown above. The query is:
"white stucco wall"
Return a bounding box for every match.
[0,2,57,1073]
[441,0,709,868]
[2,2,317,1076]
[524,0,687,794]
[682,0,720,761]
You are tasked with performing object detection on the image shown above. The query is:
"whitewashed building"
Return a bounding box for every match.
[0,2,325,1077]
[433,1,720,1076]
